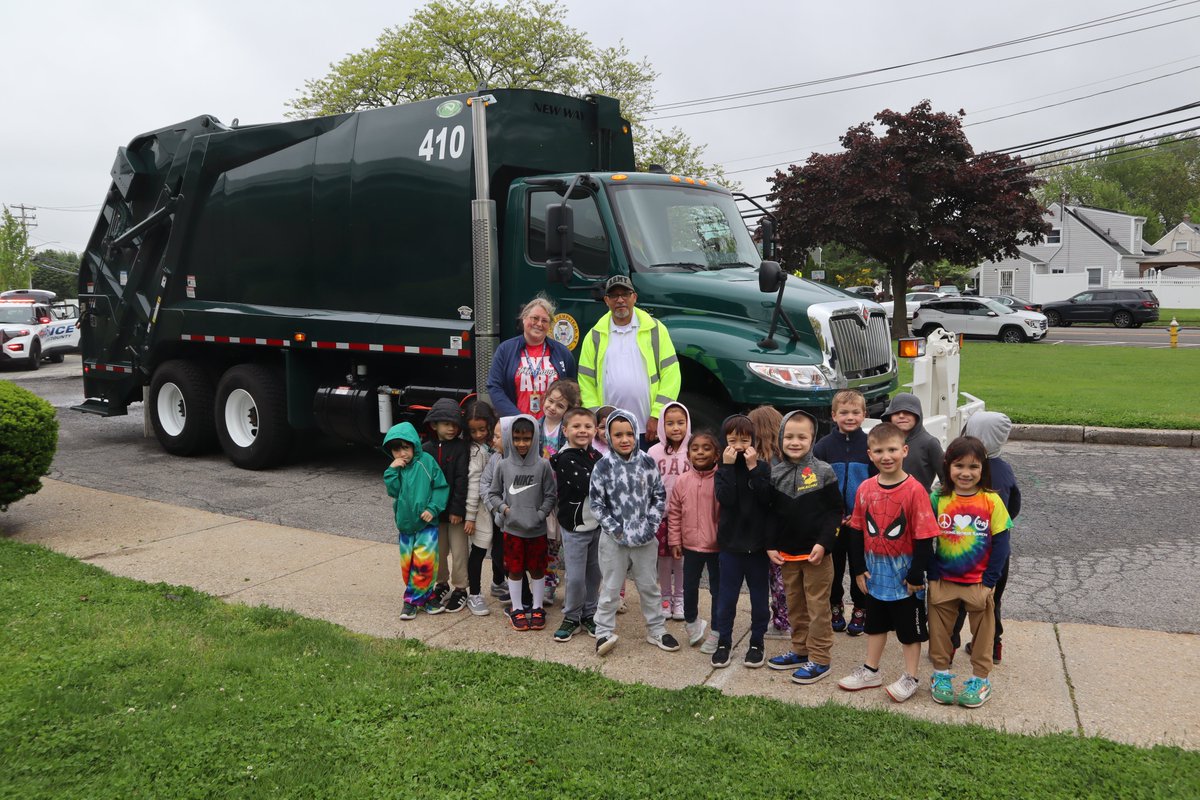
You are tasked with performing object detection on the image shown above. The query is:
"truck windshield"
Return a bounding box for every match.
[609,185,761,272]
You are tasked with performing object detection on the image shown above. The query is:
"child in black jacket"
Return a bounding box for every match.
[712,414,774,670]
[550,407,604,642]
[424,398,470,613]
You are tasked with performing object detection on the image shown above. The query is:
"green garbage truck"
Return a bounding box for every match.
[75,88,896,469]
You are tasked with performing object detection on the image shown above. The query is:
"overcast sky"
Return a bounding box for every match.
[3,0,1197,254]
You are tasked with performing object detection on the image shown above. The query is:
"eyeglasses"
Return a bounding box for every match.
[607,291,634,299]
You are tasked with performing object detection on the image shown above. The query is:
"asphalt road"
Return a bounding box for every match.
[1043,325,1199,348]
[6,356,1199,635]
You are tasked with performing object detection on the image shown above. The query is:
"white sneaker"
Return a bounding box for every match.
[699,631,720,654]
[684,618,708,646]
[886,672,920,703]
[838,664,883,692]
[466,594,489,616]
[670,597,685,621]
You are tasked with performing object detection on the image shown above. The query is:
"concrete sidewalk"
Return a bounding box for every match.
[4,478,1196,751]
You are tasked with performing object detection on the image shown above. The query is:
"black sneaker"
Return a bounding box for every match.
[711,644,731,669]
[554,618,581,642]
[581,616,598,637]
[428,583,449,608]
[744,645,765,669]
[443,588,467,613]
[596,634,619,656]
[646,632,681,652]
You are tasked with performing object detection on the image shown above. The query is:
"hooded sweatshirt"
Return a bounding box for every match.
[422,398,469,520]
[667,461,719,553]
[881,392,945,490]
[588,409,666,547]
[714,414,774,553]
[646,401,692,497]
[768,411,844,557]
[465,436,495,536]
[382,422,450,533]
[551,440,602,531]
[963,411,1021,518]
[485,414,557,538]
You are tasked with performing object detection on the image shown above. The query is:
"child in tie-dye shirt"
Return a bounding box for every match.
[926,436,1013,709]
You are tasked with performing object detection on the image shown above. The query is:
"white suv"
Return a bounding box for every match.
[911,296,1047,343]
[0,300,80,369]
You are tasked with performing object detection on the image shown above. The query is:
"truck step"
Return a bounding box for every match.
[71,399,128,417]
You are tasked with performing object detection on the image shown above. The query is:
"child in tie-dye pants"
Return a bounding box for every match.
[383,421,450,619]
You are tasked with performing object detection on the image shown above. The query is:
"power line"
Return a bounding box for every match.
[993,100,1200,153]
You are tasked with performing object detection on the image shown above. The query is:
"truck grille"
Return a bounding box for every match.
[828,313,891,378]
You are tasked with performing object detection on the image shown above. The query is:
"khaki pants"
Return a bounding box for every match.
[436,520,469,589]
[782,557,834,665]
[928,579,995,678]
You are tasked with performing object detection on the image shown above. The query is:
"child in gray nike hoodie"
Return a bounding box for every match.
[485,414,557,631]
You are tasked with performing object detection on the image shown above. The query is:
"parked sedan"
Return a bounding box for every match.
[1040,289,1159,328]
[911,296,1047,343]
[987,294,1042,313]
[878,291,942,321]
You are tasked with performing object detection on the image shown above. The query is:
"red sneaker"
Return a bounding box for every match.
[530,608,546,630]
[510,608,530,631]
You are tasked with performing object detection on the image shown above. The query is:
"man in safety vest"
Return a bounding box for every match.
[578,275,681,445]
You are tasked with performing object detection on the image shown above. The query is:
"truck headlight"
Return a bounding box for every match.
[748,362,831,390]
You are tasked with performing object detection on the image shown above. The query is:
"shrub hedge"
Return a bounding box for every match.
[0,380,58,511]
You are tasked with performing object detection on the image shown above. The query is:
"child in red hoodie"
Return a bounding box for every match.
[667,430,722,653]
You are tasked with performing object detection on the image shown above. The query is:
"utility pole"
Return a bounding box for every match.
[12,204,37,288]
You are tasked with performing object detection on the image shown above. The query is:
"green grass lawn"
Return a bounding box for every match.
[896,342,1200,429]
[1145,308,1200,328]
[1,540,1196,799]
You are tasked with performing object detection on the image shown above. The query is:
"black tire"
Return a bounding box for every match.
[215,364,290,470]
[1113,310,1134,328]
[24,340,40,371]
[998,326,1026,344]
[678,390,733,437]
[919,324,944,337]
[149,359,217,456]
[1044,310,1061,327]
[48,351,65,364]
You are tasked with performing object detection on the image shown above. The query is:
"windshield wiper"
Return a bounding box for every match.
[707,261,756,271]
[649,261,707,271]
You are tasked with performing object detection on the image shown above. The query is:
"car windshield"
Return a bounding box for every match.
[609,184,762,272]
[980,298,1015,314]
[0,306,35,324]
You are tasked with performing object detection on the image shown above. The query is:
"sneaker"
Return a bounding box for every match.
[764,625,792,639]
[886,672,920,703]
[618,597,628,614]
[791,661,832,685]
[838,664,883,692]
[424,596,445,615]
[510,608,530,631]
[466,594,489,616]
[490,582,510,601]
[428,583,449,608]
[930,671,957,705]
[581,616,598,637]
[700,631,720,655]
[443,588,467,613]
[670,597,685,621]
[684,619,708,646]
[744,645,765,668]
[596,634,619,656]
[529,608,546,630]
[846,607,866,636]
[768,651,808,671]
[554,618,580,642]
[647,632,681,652]
[544,585,556,607]
[711,644,731,668]
[661,598,671,614]
[831,603,846,632]
[399,602,418,621]
[958,676,992,708]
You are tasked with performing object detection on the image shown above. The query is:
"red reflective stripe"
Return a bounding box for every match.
[181,334,290,347]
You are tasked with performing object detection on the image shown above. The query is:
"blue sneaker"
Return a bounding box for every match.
[831,604,847,632]
[846,606,866,636]
[791,661,831,685]
[768,651,808,671]
[930,671,957,705]
[958,676,992,708]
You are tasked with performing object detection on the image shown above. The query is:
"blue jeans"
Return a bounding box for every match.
[714,551,770,647]
[682,549,720,624]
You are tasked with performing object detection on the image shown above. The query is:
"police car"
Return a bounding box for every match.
[0,295,80,370]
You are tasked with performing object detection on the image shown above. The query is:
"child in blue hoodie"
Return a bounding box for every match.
[382,422,450,620]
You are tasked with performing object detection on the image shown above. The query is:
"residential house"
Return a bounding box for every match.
[1141,214,1200,277]
[974,203,1159,303]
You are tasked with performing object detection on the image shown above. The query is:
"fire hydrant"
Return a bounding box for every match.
[1170,317,1179,348]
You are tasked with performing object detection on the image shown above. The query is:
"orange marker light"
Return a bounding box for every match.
[897,338,925,358]
[670,175,681,182]
[685,177,696,184]
[612,174,628,181]
[699,179,708,186]
[293,332,307,343]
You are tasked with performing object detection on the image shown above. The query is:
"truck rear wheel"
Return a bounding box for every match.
[150,360,217,455]
[215,364,290,470]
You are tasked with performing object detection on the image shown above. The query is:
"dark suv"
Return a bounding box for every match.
[1041,289,1159,328]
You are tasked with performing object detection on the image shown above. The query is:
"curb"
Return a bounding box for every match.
[1010,424,1200,448]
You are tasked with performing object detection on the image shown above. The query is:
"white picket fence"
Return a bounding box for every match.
[1109,269,1200,309]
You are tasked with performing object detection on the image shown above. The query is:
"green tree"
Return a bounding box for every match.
[0,206,34,291]
[32,249,80,300]
[287,0,729,181]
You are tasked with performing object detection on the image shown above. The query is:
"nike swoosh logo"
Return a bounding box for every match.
[509,483,534,495]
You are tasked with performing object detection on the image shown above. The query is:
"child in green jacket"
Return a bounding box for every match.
[383,422,450,619]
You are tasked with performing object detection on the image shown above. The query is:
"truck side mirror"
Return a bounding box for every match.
[758,260,784,293]
[545,203,574,285]
[759,218,775,260]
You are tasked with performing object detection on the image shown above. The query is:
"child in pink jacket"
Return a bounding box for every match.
[668,430,721,653]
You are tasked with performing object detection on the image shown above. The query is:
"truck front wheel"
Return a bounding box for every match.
[150,360,217,455]
[215,364,290,470]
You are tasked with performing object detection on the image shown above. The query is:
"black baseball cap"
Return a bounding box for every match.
[604,275,635,294]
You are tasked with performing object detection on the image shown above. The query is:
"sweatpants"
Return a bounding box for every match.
[594,536,666,640]
[398,524,438,606]
[682,549,720,624]
[951,556,1009,649]
[560,527,601,623]
[714,551,770,647]
[435,520,468,589]
[782,557,834,665]
[928,579,996,679]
